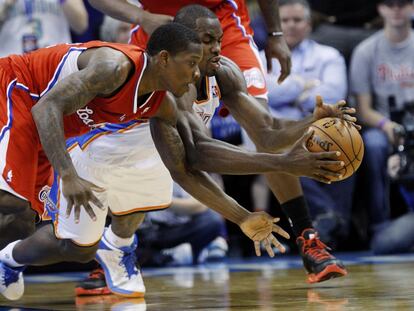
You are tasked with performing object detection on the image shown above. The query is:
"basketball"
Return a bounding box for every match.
[306,117,364,181]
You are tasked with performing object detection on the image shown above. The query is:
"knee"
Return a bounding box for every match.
[59,240,98,263]
[0,190,31,214]
[0,208,36,240]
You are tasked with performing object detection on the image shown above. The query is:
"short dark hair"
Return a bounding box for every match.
[147,23,201,56]
[174,4,217,30]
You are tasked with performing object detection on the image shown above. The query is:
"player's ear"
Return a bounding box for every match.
[158,50,170,67]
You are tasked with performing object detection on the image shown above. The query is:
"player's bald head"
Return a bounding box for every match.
[174,4,218,30]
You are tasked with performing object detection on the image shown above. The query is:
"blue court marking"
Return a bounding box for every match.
[23,252,414,284]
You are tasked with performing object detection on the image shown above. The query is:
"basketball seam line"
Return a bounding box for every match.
[312,123,356,173]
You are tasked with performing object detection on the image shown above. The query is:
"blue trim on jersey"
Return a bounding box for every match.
[40,47,87,97]
[0,80,16,143]
[45,171,60,222]
[67,120,146,150]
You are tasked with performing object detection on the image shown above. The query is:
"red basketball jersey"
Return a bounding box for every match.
[2,41,166,137]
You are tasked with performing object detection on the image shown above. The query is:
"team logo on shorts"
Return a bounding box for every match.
[39,185,58,221]
[243,67,265,89]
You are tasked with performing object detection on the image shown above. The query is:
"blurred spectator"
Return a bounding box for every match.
[136,182,228,266]
[259,0,352,248]
[0,0,87,57]
[350,0,414,253]
[308,0,380,63]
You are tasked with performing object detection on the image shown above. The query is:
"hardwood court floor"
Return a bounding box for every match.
[0,254,414,310]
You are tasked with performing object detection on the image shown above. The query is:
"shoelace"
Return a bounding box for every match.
[1,265,20,287]
[302,237,332,261]
[119,250,138,279]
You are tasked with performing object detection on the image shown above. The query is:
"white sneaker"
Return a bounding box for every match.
[0,262,25,300]
[162,243,193,266]
[198,237,228,264]
[96,235,145,297]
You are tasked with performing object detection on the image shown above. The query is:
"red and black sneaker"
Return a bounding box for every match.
[297,229,348,284]
[75,268,111,296]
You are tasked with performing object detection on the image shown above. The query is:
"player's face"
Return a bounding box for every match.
[378,2,413,28]
[280,4,311,49]
[195,17,223,76]
[165,42,203,97]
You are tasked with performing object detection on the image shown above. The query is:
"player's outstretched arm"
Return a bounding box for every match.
[88,0,172,35]
[31,47,132,222]
[218,58,357,152]
[150,95,289,256]
[176,100,343,181]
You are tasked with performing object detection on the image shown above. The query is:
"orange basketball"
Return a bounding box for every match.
[306,117,364,181]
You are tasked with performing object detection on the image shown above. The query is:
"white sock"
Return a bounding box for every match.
[0,240,24,267]
[104,225,134,248]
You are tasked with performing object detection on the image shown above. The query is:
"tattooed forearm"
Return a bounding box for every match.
[150,117,250,225]
[31,47,132,178]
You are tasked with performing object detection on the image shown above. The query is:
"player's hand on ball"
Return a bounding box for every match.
[239,212,290,257]
[61,174,105,223]
[283,130,344,183]
[313,95,361,130]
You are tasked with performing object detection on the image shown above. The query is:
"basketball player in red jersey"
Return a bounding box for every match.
[89,0,291,92]
[88,2,351,284]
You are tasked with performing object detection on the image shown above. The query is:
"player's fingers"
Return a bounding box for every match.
[314,151,341,160]
[335,100,347,107]
[315,95,323,107]
[90,193,104,210]
[74,205,81,224]
[273,217,280,223]
[341,114,357,123]
[316,160,344,168]
[350,122,362,130]
[272,224,290,239]
[316,168,342,179]
[312,174,332,184]
[266,53,272,73]
[278,62,289,84]
[270,235,286,253]
[263,238,274,258]
[66,198,73,218]
[83,203,97,222]
[254,241,261,257]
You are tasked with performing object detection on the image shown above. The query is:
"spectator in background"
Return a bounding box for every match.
[259,0,351,248]
[71,0,103,42]
[350,0,414,254]
[137,182,228,266]
[0,0,87,57]
[308,0,380,63]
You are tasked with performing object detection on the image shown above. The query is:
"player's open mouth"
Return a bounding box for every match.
[210,56,221,68]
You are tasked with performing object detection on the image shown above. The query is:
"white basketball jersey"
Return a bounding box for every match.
[0,0,72,57]
[193,76,221,127]
[73,76,222,167]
